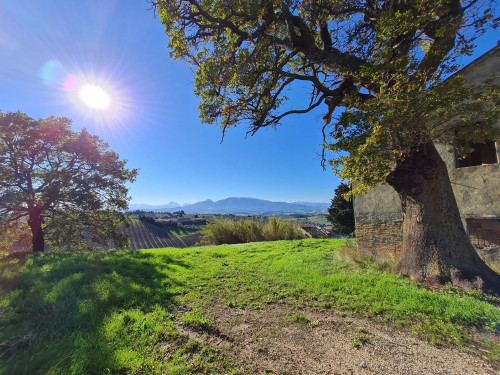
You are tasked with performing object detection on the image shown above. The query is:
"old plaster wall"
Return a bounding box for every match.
[354,43,500,260]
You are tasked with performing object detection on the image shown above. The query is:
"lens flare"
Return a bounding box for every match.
[63,75,76,91]
[79,84,111,110]
[41,60,65,86]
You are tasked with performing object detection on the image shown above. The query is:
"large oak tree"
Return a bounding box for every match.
[154,0,500,291]
[0,111,138,253]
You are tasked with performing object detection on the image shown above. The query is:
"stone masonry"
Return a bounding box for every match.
[355,221,403,261]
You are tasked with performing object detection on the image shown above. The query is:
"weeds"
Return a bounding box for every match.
[476,339,500,362]
[356,326,369,334]
[411,319,466,346]
[202,216,303,245]
[285,310,309,324]
[351,335,370,348]
[337,240,392,271]
[180,311,215,332]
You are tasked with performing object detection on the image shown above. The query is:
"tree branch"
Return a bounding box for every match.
[248,94,327,135]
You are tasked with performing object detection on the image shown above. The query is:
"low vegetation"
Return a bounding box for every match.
[202,216,304,245]
[1,239,499,374]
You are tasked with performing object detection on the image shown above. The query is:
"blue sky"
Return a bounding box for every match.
[0,1,498,205]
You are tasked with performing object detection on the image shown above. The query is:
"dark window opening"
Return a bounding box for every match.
[456,141,498,168]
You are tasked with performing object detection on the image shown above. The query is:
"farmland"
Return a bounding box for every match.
[123,219,187,250]
[123,212,330,250]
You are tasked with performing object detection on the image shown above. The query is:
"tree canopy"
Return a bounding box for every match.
[0,111,138,252]
[155,0,500,291]
[155,0,499,193]
[326,183,354,236]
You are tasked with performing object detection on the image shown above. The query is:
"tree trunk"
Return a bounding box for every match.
[386,141,500,294]
[28,208,45,253]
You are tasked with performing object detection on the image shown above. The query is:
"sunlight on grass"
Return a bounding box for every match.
[1,239,499,374]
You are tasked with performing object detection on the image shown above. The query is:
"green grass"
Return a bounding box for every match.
[167,225,205,237]
[285,310,309,324]
[1,239,499,374]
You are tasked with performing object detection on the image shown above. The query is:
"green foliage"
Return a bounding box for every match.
[202,216,303,244]
[329,74,500,194]
[0,220,30,252]
[264,216,303,241]
[0,111,138,252]
[411,318,465,346]
[326,183,355,236]
[1,239,499,373]
[155,0,500,192]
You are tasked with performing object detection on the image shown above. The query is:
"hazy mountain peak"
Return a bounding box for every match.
[129,197,329,214]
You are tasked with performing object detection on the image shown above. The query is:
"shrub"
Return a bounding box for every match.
[235,219,265,243]
[203,217,303,245]
[203,219,244,245]
[264,216,303,241]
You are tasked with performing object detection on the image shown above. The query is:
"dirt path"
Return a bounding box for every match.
[177,303,498,375]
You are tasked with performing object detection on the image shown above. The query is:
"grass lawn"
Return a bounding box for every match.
[1,239,499,374]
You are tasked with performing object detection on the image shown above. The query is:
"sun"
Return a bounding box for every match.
[79,84,111,110]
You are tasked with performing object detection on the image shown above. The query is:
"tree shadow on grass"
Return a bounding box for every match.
[0,250,30,296]
[0,250,190,374]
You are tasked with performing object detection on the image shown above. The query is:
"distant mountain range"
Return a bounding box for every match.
[128,202,181,211]
[129,197,329,214]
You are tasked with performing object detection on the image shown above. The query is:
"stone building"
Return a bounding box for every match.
[354,43,500,262]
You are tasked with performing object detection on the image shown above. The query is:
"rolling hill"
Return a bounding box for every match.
[123,219,186,250]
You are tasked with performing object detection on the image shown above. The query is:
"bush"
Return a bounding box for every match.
[203,219,244,245]
[203,217,303,245]
[264,216,303,241]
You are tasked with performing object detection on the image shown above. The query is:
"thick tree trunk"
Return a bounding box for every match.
[28,208,45,253]
[386,141,500,293]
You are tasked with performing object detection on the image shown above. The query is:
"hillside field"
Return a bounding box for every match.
[123,219,187,250]
[1,239,499,374]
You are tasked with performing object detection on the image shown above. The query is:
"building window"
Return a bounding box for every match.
[456,141,498,168]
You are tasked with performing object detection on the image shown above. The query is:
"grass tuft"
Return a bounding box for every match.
[180,311,215,332]
[285,310,309,324]
[337,239,393,271]
[351,334,370,348]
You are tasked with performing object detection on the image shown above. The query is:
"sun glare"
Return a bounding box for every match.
[79,84,111,110]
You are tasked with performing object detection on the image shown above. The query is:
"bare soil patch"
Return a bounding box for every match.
[177,303,499,375]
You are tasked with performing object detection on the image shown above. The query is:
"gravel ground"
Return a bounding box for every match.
[177,303,499,375]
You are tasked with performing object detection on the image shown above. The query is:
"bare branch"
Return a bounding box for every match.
[249,94,326,135]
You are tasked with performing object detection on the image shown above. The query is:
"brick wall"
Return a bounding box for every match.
[355,218,500,266]
[355,220,403,261]
[466,219,500,270]
[467,218,500,250]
